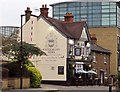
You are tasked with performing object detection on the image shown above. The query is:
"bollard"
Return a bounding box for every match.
[109,84,112,92]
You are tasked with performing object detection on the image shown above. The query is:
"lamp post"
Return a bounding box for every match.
[20,14,24,89]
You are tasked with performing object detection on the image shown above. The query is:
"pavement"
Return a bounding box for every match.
[2,84,117,92]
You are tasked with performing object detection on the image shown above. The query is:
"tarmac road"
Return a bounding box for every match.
[2,84,116,92]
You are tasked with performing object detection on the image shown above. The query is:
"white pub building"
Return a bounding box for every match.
[19,5,110,85]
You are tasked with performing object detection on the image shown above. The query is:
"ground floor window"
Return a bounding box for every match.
[58,66,64,75]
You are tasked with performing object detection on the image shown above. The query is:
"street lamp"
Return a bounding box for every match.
[20,14,24,89]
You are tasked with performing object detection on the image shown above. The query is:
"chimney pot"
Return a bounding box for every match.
[40,4,49,17]
[42,4,44,8]
[45,4,47,8]
[64,12,74,23]
[90,34,97,44]
[25,7,32,22]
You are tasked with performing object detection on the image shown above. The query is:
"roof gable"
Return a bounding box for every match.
[80,27,88,41]
[38,15,87,39]
[38,16,73,38]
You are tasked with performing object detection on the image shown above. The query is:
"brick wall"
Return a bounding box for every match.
[89,27,118,75]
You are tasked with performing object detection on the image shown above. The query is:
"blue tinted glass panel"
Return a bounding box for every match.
[54,5,59,8]
[88,2,92,6]
[93,21,101,26]
[110,5,116,8]
[102,9,109,13]
[93,6,101,10]
[68,7,75,11]
[76,11,80,14]
[93,9,101,13]
[60,8,67,11]
[92,2,101,6]
[102,14,109,17]
[110,13,116,17]
[68,2,75,7]
[110,2,116,6]
[102,20,109,25]
[54,11,60,15]
[110,20,116,25]
[88,6,92,10]
[88,18,93,21]
[76,7,80,11]
[76,2,80,6]
[88,21,92,25]
[54,8,59,12]
[102,5,109,9]
[88,9,92,13]
[59,3,67,7]
[60,11,66,15]
[81,2,87,6]
[110,8,116,12]
[75,15,80,19]
[102,2,109,6]
[110,17,116,21]
[102,17,109,20]
[81,14,87,18]
[93,14,101,18]
[81,7,87,14]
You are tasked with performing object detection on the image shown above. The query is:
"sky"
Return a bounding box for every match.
[0,0,66,27]
[0,0,120,27]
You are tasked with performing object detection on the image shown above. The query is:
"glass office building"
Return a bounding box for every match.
[50,2,120,27]
[0,26,19,37]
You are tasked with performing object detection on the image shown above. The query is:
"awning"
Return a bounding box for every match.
[87,70,97,74]
[77,70,88,73]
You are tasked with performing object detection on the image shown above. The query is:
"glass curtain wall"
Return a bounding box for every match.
[0,26,19,37]
[52,2,118,27]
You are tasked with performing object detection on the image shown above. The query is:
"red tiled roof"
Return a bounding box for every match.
[44,17,86,39]
[64,22,85,39]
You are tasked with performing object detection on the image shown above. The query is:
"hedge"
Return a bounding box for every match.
[24,65,42,88]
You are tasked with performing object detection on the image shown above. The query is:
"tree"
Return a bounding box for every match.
[2,32,46,61]
[2,30,46,88]
[2,41,46,62]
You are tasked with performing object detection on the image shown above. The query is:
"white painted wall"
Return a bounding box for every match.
[22,16,67,81]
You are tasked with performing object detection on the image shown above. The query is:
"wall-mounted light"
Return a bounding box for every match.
[86,42,91,48]
[68,39,74,45]
[89,64,92,68]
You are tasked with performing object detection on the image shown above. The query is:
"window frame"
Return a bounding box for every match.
[75,48,81,56]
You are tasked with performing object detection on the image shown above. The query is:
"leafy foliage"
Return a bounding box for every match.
[2,62,29,77]
[2,29,44,88]
[2,31,46,61]
[3,59,42,88]
[24,60,42,88]
[2,41,46,61]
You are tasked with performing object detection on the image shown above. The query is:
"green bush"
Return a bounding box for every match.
[25,65,42,88]
[24,59,34,67]
[2,62,29,77]
[3,60,42,88]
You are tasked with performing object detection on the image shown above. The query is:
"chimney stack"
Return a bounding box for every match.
[64,13,74,23]
[90,34,97,44]
[25,7,32,22]
[40,4,49,17]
